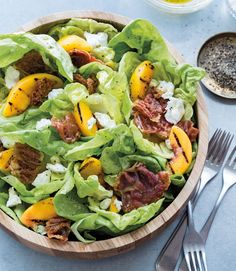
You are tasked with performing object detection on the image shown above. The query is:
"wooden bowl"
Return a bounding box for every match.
[0,11,208,259]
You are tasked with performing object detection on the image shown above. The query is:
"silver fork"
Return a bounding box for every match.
[155,129,233,271]
[183,201,208,271]
[179,145,236,271]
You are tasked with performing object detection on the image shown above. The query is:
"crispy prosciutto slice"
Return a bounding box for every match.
[51,113,80,143]
[177,120,199,142]
[116,164,170,213]
[133,92,172,138]
[45,217,71,242]
[69,49,99,68]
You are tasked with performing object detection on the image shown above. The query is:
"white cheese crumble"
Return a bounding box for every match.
[32,170,51,187]
[48,88,64,99]
[84,32,108,47]
[6,187,22,208]
[165,97,185,124]
[4,66,20,89]
[114,198,122,212]
[46,163,67,173]
[158,81,175,99]
[94,112,116,129]
[100,198,112,210]
[87,116,97,130]
[36,119,51,131]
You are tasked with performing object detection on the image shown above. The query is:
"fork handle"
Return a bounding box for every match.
[178,184,230,271]
[200,184,230,241]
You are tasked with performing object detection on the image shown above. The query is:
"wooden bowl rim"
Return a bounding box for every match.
[0,10,208,259]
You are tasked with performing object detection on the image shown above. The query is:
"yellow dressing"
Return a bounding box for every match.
[164,0,192,3]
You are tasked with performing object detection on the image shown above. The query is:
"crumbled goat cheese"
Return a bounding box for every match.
[4,66,20,89]
[114,198,122,212]
[94,112,116,129]
[46,163,67,173]
[87,116,97,130]
[165,97,185,124]
[158,81,175,99]
[6,187,22,208]
[48,88,64,99]
[32,170,51,187]
[84,32,108,47]
[36,119,51,131]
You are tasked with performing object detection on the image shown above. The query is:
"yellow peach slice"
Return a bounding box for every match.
[58,35,92,53]
[3,73,63,117]
[169,126,192,174]
[73,101,97,136]
[20,197,57,228]
[130,60,154,101]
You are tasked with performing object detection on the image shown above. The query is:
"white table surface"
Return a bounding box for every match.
[0,0,235,270]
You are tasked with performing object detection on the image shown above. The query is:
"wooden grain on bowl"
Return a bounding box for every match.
[0,10,208,259]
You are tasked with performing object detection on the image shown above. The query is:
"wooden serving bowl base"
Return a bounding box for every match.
[0,11,208,259]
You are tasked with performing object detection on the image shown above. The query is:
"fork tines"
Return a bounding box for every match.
[207,129,234,166]
[225,145,236,168]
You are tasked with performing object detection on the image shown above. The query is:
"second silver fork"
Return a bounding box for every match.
[180,145,236,271]
[155,129,233,271]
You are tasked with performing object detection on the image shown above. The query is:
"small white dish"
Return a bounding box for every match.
[145,0,214,14]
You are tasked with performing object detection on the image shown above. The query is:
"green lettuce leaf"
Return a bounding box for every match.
[64,82,89,106]
[74,164,112,200]
[71,197,164,242]
[130,121,173,159]
[79,62,128,123]
[49,18,118,40]
[65,124,129,161]
[39,91,73,118]
[170,174,186,187]
[54,189,89,221]
[109,19,174,63]
[152,61,205,106]
[0,33,74,81]
[1,175,65,204]
[0,192,21,222]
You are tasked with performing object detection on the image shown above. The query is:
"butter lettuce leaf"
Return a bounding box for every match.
[49,18,118,40]
[71,197,164,242]
[130,121,173,159]
[74,164,112,200]
[109,19,175,63]
[0,33,74,81]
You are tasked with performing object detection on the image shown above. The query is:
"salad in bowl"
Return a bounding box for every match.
[0,18,205,243]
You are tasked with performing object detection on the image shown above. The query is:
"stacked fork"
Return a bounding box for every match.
[156,129,235,271]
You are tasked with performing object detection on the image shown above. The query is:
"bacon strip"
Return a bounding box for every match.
[51,113,80,143]
[69,49,99,68]
[45,217,71,242]
[133,93,172,138]
[116,164,170,213]
[178,120,199,142]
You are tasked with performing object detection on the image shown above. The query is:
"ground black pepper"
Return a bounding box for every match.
[198,36,236,92]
